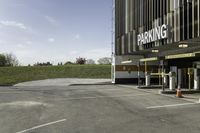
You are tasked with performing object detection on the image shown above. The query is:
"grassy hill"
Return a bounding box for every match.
[0,65,111,86]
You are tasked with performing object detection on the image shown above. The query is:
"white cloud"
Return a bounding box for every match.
[48,38,55,43]
[16,44,25,48]
[74,34,80,40]
[69,50,78,55]
[14,49,35,65]
[45,16,59,26]
[26,41,32,45]
[84,48,111,58]
[0,40,7,44]
[0,21,27,30]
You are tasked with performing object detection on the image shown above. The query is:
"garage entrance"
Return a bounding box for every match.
[139,52,200,91]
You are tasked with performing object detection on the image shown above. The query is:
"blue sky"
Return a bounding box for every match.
[0,0,112,65]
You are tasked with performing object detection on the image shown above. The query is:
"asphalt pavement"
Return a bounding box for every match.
[0,79,200,133]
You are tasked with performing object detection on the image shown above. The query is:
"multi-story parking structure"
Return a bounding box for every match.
[112,0,200,90]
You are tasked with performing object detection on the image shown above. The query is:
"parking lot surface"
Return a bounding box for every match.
[0,79,200,133]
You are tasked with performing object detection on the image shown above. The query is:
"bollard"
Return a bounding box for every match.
[194,69,200,90]
[169,72,176,91]
[194,77,199,90]
[145,72,150,87]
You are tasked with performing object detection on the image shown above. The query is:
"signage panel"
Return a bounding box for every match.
[165,53,195,59]
[137,24,168,46]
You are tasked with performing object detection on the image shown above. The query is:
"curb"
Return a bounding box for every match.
[0,84,13,87]
[159,90,200,94]
[138,85,162,89]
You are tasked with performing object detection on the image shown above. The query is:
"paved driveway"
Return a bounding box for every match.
[0,79,200,133]
[15,78,111,86]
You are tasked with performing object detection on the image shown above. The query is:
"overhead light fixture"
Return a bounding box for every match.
[140,57,158,62]
[121,59,132,64]
[152,49,159,53]
[179,44,188,48]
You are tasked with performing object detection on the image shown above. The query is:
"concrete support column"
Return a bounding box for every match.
[194,69,200,90]
[145,72,150,87]
[178,69,182,88]
[169,72,176,91]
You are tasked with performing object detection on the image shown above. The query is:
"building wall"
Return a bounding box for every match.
[115,0,200,56]
[111,55,162,84]
[112,55,144,83]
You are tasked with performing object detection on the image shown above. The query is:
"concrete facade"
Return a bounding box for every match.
[112,0,200,89]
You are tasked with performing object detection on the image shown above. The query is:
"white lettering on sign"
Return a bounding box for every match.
[137,24,168,46]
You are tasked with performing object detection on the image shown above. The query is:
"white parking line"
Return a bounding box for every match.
[16,119,66,133]
[0,92,24,94]
[146,102,200,109]
[119,85,200,103]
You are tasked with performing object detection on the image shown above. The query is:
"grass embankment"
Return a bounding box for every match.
[0,65,111,86]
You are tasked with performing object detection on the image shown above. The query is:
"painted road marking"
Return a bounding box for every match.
[119,85,200,103]
[159,93,200,103]
[16,119,66,133]
[0,92,25,94]
[0,101,50,108]
[146,102,200,109]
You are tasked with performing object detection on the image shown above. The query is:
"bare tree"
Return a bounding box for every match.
[86,59,95,64]
[5,53,19,66]
[76,57,86,65]
[0,54,6,67]
[65,61,74,65]
[97,57,111,65]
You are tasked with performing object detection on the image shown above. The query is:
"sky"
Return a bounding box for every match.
[0,0,112,65]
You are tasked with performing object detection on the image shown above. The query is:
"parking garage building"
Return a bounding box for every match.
[112,0,200,90]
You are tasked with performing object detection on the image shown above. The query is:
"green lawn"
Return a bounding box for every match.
[0,65,111,86]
